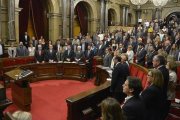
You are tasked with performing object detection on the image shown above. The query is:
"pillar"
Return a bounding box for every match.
[69,0,74,38]
[8,0,16,43]
[0,0,2,38]
[152,9,156,21]
[158,7,162,20]
[122,6,126,26]
[100,0,105,31]
[125,7,129,26]
[104,0,109,31]
[62,0,67,38]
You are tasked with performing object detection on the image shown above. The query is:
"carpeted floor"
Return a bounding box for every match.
[4,79,96,120]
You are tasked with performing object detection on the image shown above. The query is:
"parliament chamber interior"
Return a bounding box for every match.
[0,0,180,120]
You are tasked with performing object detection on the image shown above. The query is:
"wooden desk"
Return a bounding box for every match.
[3,63,88,88]
[4,68,33,111]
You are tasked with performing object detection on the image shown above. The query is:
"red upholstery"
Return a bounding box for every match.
[130,66,139,77]
[176,67,180,84]
[26,57,36,64]
[129,65,132,72]
[4,52,8,58]
[14,59,26,65]
[142,74,148,89]
[2,60,14,67]
[92,58,97,73]
[137,70,144,80]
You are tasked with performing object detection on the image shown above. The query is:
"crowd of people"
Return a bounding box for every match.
[0,17,179,120]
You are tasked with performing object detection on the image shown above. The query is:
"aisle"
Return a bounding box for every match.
[4,79,96,120]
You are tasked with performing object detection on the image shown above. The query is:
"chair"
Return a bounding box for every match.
[137,70,144,80]
[3,112,16,120]
[130,66,139,77]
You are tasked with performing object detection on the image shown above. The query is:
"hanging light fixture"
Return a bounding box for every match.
[130,0,148,9]
[152,0,168,7]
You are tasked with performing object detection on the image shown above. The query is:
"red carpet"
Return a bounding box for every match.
[4,79,96,120]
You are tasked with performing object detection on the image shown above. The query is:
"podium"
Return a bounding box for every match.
[4,68,33,111]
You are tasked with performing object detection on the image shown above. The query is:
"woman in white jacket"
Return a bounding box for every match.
[126,45,134,63]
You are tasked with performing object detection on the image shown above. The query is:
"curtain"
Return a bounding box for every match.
[19,0,30,41]
[30,0,44,40]
[76,6,86,35]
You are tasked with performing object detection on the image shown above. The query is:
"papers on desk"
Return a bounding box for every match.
[58,61,63,63]
[102,67,110,70]
[175,98,180,103]
[107,78,111,81]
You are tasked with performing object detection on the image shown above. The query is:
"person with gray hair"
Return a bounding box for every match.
[153,55,169,119]
[74,45,84,62]
[34,45,45,63]
[103,48,112,67]
[16,41,28,57]
[12,111,32,120]
[8,42,17,57]
[163,40,171,54]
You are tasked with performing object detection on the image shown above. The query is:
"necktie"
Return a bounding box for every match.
[68,50,70,56]
[39,51,41,56]
[20,47,23,56]
[88,50,90,57]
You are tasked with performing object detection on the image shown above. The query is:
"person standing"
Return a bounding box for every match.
[147,45,158,69]
[85,44,94,80]
[46,45,56,63]
[28,43,35,56]
[110,56,126,104]
[57,46,64,62]
[16,41,28,57]
[136,43,147,66]
[22,32,30,49]
[34,45,45,63]
[64,45,74,62]
[8,43,16,57]
[0,39,4,58]
[74,46,84,63]
[103,48,112,67]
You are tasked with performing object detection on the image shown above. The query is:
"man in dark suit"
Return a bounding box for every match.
[147,45,158,69]
[54,39,63,52]
[46,45,56,62]
[64,45,74,62]
[0,39,4,58]
[121,35,128,49]
[16,41,28,57]
[175,48,180,62]
[34,45,45,63]
[80,39,88,53]
[128,37,136,51]
[78,32,83,41]
[97,40,105,56]
[85,44,94,80]
[117,43,126,53]
[121,54,130,77]
[163,40,171,54]
[122,77,145,120]
[174,35,180,48]
[103,48,112,67]
[22,32,30,49]
[153,55,169,119]
[74,46,84,63]
[36,39,45,50]
[72,40,78,53]
[136,43,147,66]
[110,56,126,104]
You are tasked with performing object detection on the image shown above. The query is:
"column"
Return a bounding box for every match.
[137,9,141,23]
[158,7,162,19]
[8,0,16,42]
[100,0,105,31]
[69,0,74,38]
[0,0,2,38]
[62,0,67,38]
[152,9,156,21]
[104,0,109,31]
[122,6,126,26]
[125,7,129,26]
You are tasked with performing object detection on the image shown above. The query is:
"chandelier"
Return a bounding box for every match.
[152,0,168,7]
[130,0,148,8]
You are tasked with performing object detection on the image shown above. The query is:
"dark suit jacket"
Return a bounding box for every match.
[122,62,130,78]
[141,85,164,120]
[103,53,112,67]
[155,45,162,51]
[158,66,169,98]
[147,51,158,69]
[97,44,105,56]
[46,50,56,61]
[163,45,171,54]
[174,39,180,49]
[85,50,94,66]
[34,50,45,62]
[175,49,180,61]
[122,96,145,120]
[110,63,126,93]
[54,43,63,52]
[80,43,88,52]
[64,50,74,62]
[136,48,147,66]
[71,44,78,52]
[22,35,30,47]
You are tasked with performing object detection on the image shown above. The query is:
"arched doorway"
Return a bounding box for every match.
[74,2,89,36]
[128,13,133,26]
[166,12,180,24]
[108,9,116,26]
[19,0,49,42]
